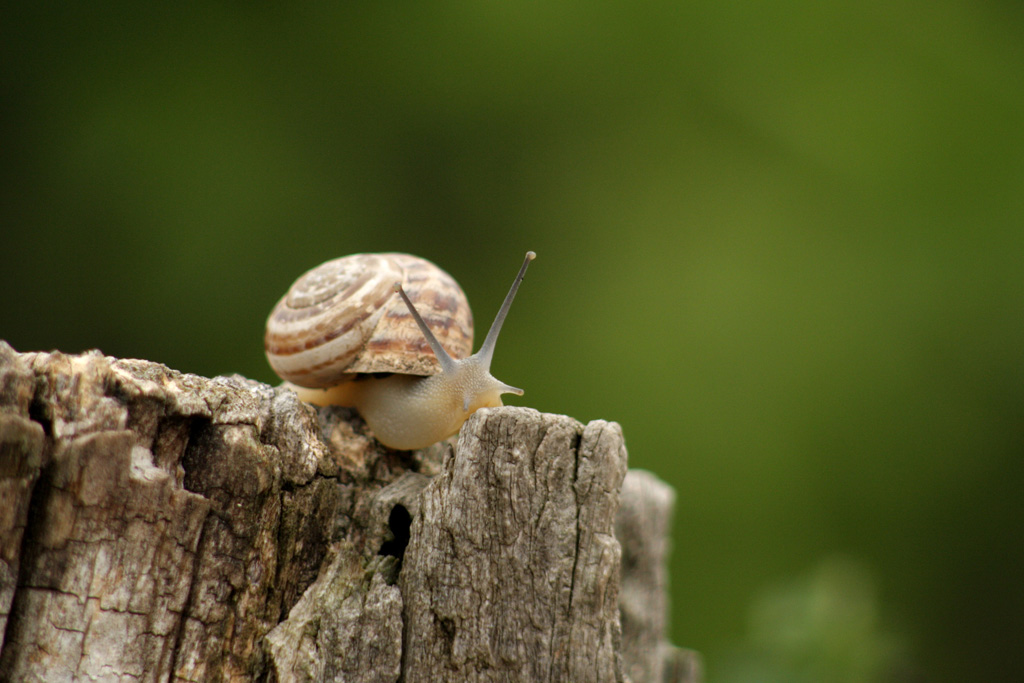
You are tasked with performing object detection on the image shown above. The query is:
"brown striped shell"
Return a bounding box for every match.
[264,253,474,388]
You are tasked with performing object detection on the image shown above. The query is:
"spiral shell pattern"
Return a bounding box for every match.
[264,253,474,388]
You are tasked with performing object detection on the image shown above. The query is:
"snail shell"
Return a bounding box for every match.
[264,253,474,388]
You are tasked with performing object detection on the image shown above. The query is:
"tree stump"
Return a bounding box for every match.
[0,341,698,682]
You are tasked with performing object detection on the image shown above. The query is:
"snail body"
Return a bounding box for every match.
[265,252,535,450]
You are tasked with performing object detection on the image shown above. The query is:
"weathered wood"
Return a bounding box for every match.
[0,342,697,682]
[617,471,702,683]
[399,410,626,682]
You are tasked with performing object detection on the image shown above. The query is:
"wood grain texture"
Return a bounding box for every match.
[399,409,627,682]
[0,341,696,682]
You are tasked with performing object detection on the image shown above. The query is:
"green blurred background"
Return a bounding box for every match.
[3,2,1023,681]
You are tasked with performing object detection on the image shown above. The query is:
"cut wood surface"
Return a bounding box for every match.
[0,342,698,682]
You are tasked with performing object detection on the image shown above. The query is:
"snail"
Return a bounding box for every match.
[265,251,535,450]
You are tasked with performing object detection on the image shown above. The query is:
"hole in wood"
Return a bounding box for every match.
[378,504,412,563]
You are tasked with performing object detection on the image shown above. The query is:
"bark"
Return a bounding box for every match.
[0,342,697,683]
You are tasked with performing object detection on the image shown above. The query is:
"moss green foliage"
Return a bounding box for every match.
[721,558,910,683]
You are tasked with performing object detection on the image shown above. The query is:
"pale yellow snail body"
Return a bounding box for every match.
[265,252,535,450]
